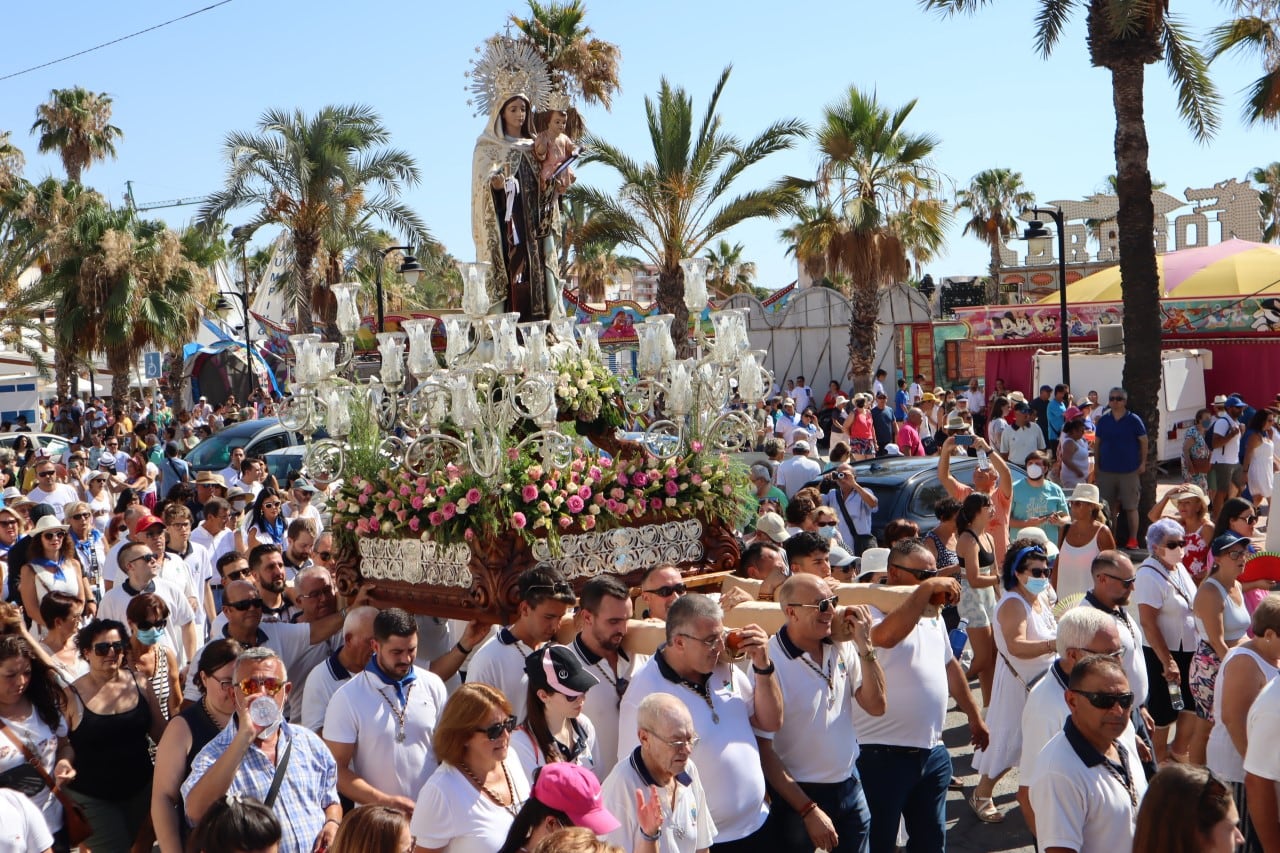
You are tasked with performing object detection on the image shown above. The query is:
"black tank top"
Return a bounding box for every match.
[179,701,222,776]
[67,677,154,801]
[960,529,995,570]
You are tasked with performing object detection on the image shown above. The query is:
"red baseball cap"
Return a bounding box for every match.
[132,515,166,536]
[531,763,620,835]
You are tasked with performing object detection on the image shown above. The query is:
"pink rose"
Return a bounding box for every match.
[416,477,428,491]
[665,480,679,496]
[618,473,629,486]
[606,499,620,513]
[436,486,447,497]
[582,515,596,530]
[611,487,625,500]
[578,485,591,500]
[512,512,527,529]
[600,457,612,468]
[346,521,356,531]
[558,516,572,529]
[567,495,585,513]
[650,498,663,511]
[507,447,519,461]
[410,496,424,510]
[691,441,704,452]
[691,474,703,485]
[358,493,369,506]
[399,485,411,497]
[632,472,649,488]
[428,511,445,526]
[547,480,558,491]
[388,499,401,512]
[589,467,602,481]
[395,510,407,523]
[466,488,482,504]
[527,465,544,479]
[442,503,457,520]
[522,485,539,502]
[464,528,474,540]
[362,483,374,496]
[408,517,421,531]
[666,467,678,479]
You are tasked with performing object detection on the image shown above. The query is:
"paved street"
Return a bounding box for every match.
[943,701,1035,852]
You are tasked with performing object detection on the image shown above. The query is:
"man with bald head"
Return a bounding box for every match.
[637,564,686,621]
[760,574,884,853]
[301,605,378,733]
[602,693,716,853]
[938,434,1014,557]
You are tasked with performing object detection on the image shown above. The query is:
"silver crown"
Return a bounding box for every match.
[465,35,553,118]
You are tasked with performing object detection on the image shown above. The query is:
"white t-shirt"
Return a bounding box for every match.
[567,637,648,781]
[775,455,822,498]
[1210,415,1242,464]
[773,412,799,444]
[791,386,813,413]
[601,751,717,853]
[509,715,598,779]
[301,649,357,732]
[183,621,315,701]
[323,666,448,801]
[1076,598,1150,706]
[1244,677,1280,781]
[0,708,67,832]
[25,483,79,520]
[466,628,541,723]
[617,653,767,844]
[1133,559,1197,652]
[169,542,214,625]
[1019,662,1138,787]
[409,758,530,853]
[190,525,236,576]
[1208,647,1278,783]
[908,383,924,405]
[98,576,194,666]
[759,629,863,783]
[0,789,54,853]
[1028,727,1147,853]
[852,605,953,750]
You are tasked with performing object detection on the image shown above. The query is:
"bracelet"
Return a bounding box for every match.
[752,661,775,676]
[638,826,661,842]
[324,818,340,827]
[455,641,473,656]
[799,801,819,818]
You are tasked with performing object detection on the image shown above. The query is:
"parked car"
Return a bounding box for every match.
[810,454,1026,544]
[262,446,308,485]
[184,419,316,472]
[0,433,74,461]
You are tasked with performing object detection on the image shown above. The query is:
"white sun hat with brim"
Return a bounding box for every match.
[1012,526,1059,559]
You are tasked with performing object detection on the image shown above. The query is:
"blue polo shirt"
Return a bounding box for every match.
[1095,410,1147,473]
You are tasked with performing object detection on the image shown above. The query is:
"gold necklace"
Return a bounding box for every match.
[459,761,519,817]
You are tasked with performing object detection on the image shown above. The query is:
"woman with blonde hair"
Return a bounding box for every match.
[531,828,622,853]
[331,804,411,853]
[1055,483,1115,600]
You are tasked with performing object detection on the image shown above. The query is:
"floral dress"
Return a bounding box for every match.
[1184,424,1211,491]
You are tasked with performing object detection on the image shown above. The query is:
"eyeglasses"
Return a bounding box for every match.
[135,618,168,631]
[1162,540,1186,548]
[645,729,701,752]
[677,631,726,650]
[296,586,333,601]
[1019,567,1052,579]
[226,597,265,611]
[167,521,191,529]
[317,551,333,561]
[1238,515,1259,525]
[890,563,940,580]
[1100,573,1137,588]
[223,567,251,581]
[643,583,687,598]
[209,676,234,691]
[791,595,840,613]
[41,531,65,541]
[1070,688,1135,710]
[1221,549,1249,561]
[92,640,125,656]
[476,716,518,740]
[237,677,284,695]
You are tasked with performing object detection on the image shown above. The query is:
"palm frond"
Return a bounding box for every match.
[1162,14,1221,142]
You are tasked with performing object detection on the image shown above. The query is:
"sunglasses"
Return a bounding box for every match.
[477,716,518,740]
[262,502,281,509]
[1100,573,1137,588]
[890,563,940,580]
[527,581,574,596]
[1109,396,1126,402]
[223,567,252,581]
[37,471,55,477]
[1238,515,1259,525]
[70,513,91,521]
[1070,688,1135,710]
[237,677,284,695]
[92,640,125,656]
[135,618,168,631]
[816,521,838,527]
[1019,567,1052,579]
[1162,540,1186,548]
[128,553,160,566]
[791,595,840,613]
[226,597,264,611]
[0,519,17,528]
[644,583,687,598]
[317,551,333,561]
[41,531,65,540]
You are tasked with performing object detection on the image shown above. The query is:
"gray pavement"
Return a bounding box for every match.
[942,701,1035,853]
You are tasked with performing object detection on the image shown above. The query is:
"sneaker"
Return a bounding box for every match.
[1125,538,1139,550]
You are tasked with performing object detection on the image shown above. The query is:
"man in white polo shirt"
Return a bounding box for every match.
[618,593,781,851]
[99,540,198,667]
[759,574,884,853]
[853,538,988,853]
[1027,654,1147,853]
[301,605,377,733]
[773,398,799,447]
[569,575,648,780]
[1016,607,1132,836]
[323,608,448,812]
[467,566,577,721]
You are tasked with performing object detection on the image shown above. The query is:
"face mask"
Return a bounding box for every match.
[1025,577,1050,596]
[136,627,164,646]
[1201,418,1213,429]
[818,526,836,541]
[248,695,283,740]
[1026,464,1045,480]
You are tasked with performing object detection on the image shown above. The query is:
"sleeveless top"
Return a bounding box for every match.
[29,558,79,603]
[1056,525,1103,602]
[67,676,154,801]
[924,530,959,570]
[1196,577,1251,645]
[179,701,223,774]
[1207,646,1278,782]
[147,648,171,722]
[958,529,995,583]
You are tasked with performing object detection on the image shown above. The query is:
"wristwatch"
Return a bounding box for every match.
[860,648,878,662]
[752,661,776,676]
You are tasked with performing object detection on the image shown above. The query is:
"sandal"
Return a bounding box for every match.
[968,792,1005,823]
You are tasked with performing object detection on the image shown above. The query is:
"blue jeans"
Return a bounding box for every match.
[770,774,871,853]
[856,743,951,853]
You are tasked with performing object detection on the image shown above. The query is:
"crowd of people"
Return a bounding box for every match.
[0,374,1277,853]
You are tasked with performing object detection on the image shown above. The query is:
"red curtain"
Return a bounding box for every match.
[982,346,1036,397]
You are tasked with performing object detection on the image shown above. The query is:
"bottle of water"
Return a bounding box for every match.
[1168,679,1185,712]
[977,450,990,470]
[949,618,969,659]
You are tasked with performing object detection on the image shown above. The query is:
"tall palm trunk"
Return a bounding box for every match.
[54,349,72,399]
[656,266,691,357]
[987,242,1003,305]
[1112,59,1161,524]
[293,231,320,335]
[847,281,879,393]
[107,347,131,406]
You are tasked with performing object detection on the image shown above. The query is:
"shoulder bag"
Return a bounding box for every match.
[0,717,92,845]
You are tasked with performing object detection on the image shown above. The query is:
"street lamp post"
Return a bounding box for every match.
[376,246,424,332]
[1023,207,1071,388]
[216,290,252,397]
[228,226,256,382]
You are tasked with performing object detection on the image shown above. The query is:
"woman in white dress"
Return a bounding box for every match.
[986,397,1010,451]
[1243,408,1277,511]
[968,539,1057,823]
[18,516,91,635]
[1054,483,1115,601]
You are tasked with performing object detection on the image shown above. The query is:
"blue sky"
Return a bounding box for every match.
[0,1,1272,291]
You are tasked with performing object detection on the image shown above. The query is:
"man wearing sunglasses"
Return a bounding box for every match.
[24,460,78,520]
[569,575,644,779]
[98,541,198,668]
[467,566,577,721]
[1017,607,1136,837]
[759,574,884,853]
[1093,387,1149,549]
[1027,654,1147,853]
[637,564,687,621]
[853,537,988,853]
[184,647,342,853]
[618,593,781,850]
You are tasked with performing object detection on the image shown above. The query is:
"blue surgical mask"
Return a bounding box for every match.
[1200,418,1213,429]
[1025,577,1050,596]
[818,526,836,541]
[136,627,164,646]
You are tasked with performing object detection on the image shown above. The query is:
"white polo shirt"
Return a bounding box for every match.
[1019,661,1138,786]
[1077,594,1149,706]
[466,627,542,722]
[302,647,358,732]
[98,576,194,666]
[190,525,236,575]
[601,748,717,853]
[324,665,448,801]
[851,605,952,750]
[568,634,648,780]
[168,541,214,627]
[759,627,862,784]
[182,621,315,701]
[510,715,598,779]
[1027,720,1147,853]
[409,757,531,853]
[1244,677,1280,781]
[618,650,767,843]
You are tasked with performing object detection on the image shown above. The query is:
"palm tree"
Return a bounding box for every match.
[576,67,806,349]
[1251,162,1280,242]
[511,0,622,113]
[1208,2,1280,123]
[0,132,24,188]
[703,239,757,297]
[786,86,948,390]
[570,240,639,303]
[199,105,430,336]
[0,179,59,376]
[956,168,1033,301]
[923,0,1220,522]
[30,87,123,184]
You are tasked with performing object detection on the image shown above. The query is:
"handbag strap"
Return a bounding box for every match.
[997,650,1031,694]
[264,735,293,809]
[0,715,79,816]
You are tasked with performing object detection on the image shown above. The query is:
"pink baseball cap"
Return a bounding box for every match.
[532,763,620,835]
